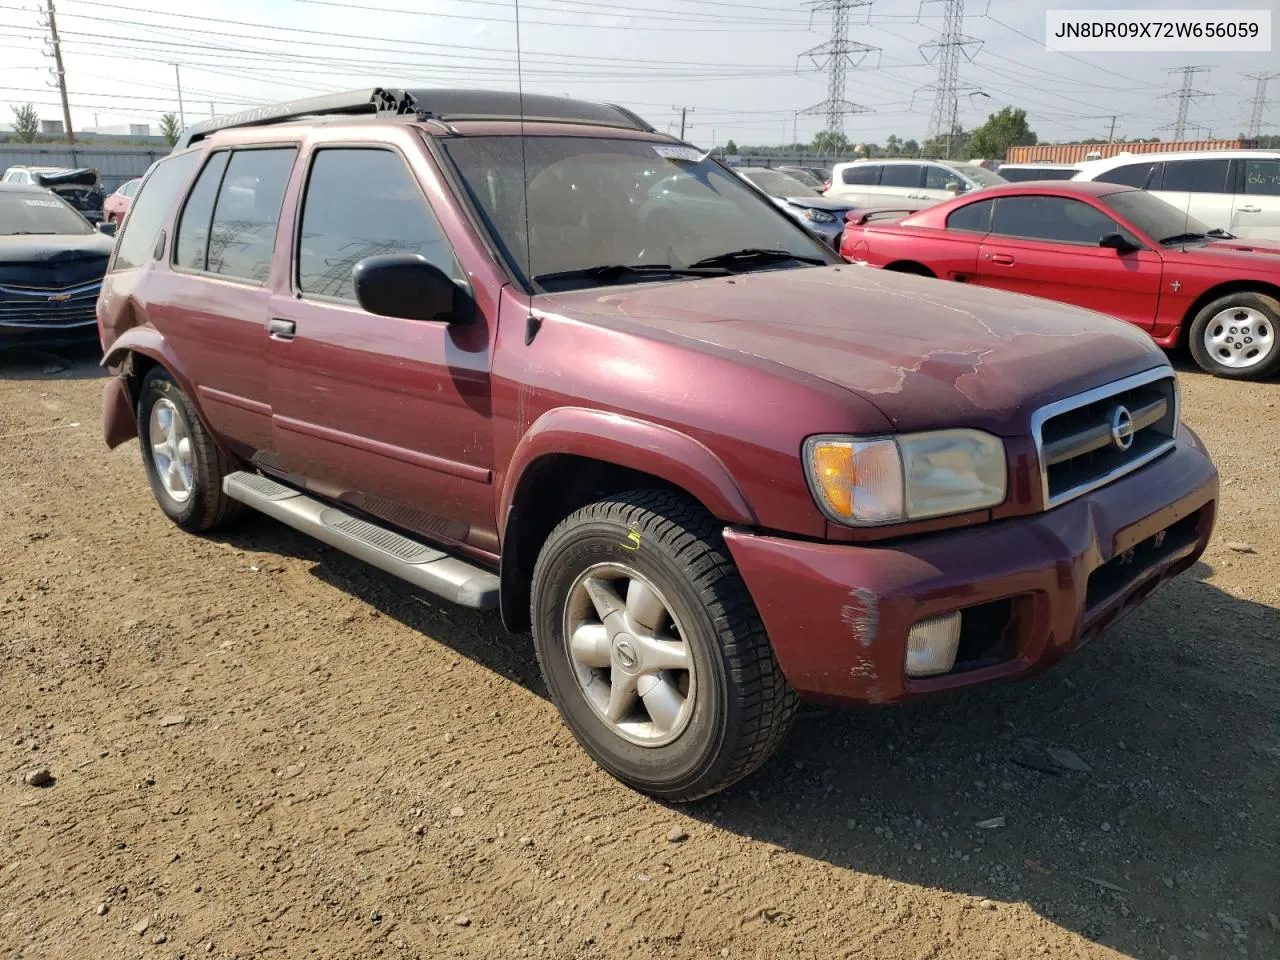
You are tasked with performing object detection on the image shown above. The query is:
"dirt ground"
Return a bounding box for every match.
[1,345,1276,960]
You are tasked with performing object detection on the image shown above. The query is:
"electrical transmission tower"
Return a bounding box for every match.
[916,0,982,159]
[1160,65,1213,140]
[1244,72,1279,139]
[796,0,879,138]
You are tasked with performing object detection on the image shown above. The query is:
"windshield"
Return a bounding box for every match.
[1102,188,1210,242]
[443,136,833,288]
[0,191,93,236]
[952,164,1007,188]
[740,169,818,198]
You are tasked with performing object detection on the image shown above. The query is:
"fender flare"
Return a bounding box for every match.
[498,407,757,537]
[100,328,204,448]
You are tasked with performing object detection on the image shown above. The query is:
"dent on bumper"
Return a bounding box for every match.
[725,434,1218,705]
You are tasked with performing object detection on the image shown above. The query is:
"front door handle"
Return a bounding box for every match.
[1238,205,1262,213]
[268,318,296,340]
[989,253,1015,265]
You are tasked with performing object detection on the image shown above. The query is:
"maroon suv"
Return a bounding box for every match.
[98,89,1218,800]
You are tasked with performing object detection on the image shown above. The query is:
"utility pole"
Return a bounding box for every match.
[670,106,694,139]
[209,101,215,120]
[916,0,983,159]
[797,0,877,138]
[1244,72,1279,139]
[173,63,186,128]
[1106,115,1117,143]
[42,0,75,144]
[1160,65,1213,141]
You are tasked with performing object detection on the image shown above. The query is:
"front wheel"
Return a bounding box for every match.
[1187,292,1280,380]
[530,489,798,802]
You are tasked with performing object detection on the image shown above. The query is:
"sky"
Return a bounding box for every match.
[0,0,1276,147]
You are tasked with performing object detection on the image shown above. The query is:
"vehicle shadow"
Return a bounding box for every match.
[207,513,1278,958]
[0,342,105,381]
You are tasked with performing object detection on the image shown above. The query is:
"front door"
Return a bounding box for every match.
[972,194,1162,329]
[1233,157,1280,240]
[265,143,497,552]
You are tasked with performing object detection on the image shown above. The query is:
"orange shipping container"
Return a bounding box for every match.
[1005,139,1254,164]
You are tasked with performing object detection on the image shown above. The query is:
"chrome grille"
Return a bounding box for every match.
[1032,368,1178,508]
[0,280,101,329]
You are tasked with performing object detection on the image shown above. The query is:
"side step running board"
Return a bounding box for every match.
[222,472,500,610]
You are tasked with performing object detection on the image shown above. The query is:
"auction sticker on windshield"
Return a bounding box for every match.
[23,198,62,208]
[652,145,706,162]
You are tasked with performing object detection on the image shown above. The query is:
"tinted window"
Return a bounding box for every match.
[1095,162,1158,189]
[999,166,1077,182]
[1161,159,1230,194]
[880,164,922,188]
[742,169,816,198]
[298,148,454,301]
[0,190,92,236]
[990,195,1121,244]
[1103,189,1209,243]
[175,152,229,271]
[841,164,879,185]
[206,148,295,285]
[924,165,958,190]
[112,151,201,271]
[1243,159,1280,197]
[946,199,994,232]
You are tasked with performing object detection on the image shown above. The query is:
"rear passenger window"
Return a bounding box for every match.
[841,164,879,185]
[174,152,229,271]
[206,147,296,285]
[1243,159,1280,196]
[946,199,994,232]
[1160,159,1230,194]
[111,150,201,271]
[880,164,922,188]
[296,148,454,302]
[1095,162,1158,189]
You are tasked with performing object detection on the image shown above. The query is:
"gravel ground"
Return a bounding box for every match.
[1,346,1277,960]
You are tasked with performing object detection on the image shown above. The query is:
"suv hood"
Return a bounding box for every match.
[539,266,1167,436]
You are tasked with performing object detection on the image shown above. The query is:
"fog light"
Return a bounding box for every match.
[905,612,962,677]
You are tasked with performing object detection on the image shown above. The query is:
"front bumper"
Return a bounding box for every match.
[724,430,1217,704]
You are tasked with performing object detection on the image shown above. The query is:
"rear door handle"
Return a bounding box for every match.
[267,318,296,340]
[1238,205,1262,213]
[989,253,1015,265]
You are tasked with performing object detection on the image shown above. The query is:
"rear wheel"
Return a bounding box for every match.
[1187,292,1280,380]
[137,368,242,532]
[530,489,798,801]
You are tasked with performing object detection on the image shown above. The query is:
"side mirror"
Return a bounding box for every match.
[1099,231,1138,253]
[353,254,474,325]
[97,220,116,236]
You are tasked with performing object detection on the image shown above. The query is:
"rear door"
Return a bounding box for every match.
[1232,157,1280,239]
[265,139,497,551]
[875,163,926,206]
[829,162,880,204]
[973,194,1162,328]
[1150,158,1234,234]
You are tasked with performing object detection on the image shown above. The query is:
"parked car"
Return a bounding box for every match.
[99,88,1217,800]
[0,182,114,349]
[840,179,1280,379]
[1072,150,1280,241]
[736,166,856,248]
[996,163,1080,182]
[2,166,106,224]
[775,166,823,189]
[826,158,1007,208]
[103,177,143,224]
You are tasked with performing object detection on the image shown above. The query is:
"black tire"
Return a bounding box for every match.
[136,367,242,532]
[1187,292,1280,380]
[530,489,798,802]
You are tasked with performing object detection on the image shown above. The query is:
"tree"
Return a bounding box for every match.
[724,138,738,155]
[10,104,39,143]
[811,130,850,155]
[966,107,1037,161]
[160,112,182,146]
[884,134,901,157]
[902,138,920,156]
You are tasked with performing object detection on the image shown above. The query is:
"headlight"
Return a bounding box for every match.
[802,208,836,223]
[805,430,1007,525]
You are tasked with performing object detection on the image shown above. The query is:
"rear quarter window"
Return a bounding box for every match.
[946,199,995,232]
[111,151,202,271]
[841,164,879,186]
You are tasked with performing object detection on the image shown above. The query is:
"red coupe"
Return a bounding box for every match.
[840,181,1280,380]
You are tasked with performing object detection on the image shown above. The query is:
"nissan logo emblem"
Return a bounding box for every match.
[1110,405,1135,451]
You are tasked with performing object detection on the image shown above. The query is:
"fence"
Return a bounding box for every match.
[0,143,166,192]
[1005,139,1255,164]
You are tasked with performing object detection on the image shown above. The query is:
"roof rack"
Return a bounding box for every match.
[174,88,655,151]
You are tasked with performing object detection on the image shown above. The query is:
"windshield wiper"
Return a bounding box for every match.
[8,231,59,235]
[688,248,828,270]
[533,263,728,288]
[1159,231,1208,245]
[1205,227,1235,239]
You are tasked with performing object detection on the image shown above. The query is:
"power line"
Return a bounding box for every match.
[917,0,981,158]
[1160,65,1213,140]
[797,0,878,136]
[1244,71,1280,139]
